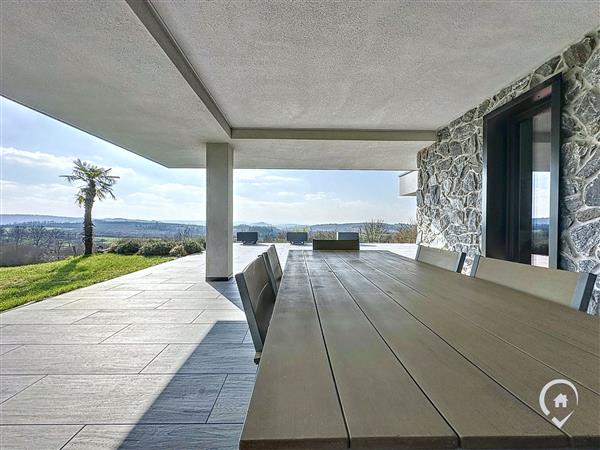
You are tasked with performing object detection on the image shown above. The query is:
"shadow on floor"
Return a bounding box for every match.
[113,320,255,449]
[208,281,243,309]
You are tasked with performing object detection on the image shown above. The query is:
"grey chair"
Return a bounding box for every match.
[470,255,597,312]
[263,245,283,295]
[337,231,359,241]
[235,255,277,363]
[415,245,466,273]
[313,239,360,250]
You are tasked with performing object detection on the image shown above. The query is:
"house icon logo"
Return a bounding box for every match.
[539,379,578,429]
[553,393,568,408]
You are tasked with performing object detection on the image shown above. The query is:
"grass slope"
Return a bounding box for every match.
[0,254,172,311]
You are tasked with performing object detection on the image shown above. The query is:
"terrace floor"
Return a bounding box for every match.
[0,243,416,450]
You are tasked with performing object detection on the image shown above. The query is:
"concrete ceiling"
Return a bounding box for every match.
[0,0,227,167]
[152,0,598,129]
[1,1,597,170]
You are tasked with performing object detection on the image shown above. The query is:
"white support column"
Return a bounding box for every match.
[206,143,233,281]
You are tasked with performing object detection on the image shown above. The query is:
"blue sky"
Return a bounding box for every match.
[0,97,416,224]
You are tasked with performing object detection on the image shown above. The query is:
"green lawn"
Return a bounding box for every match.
[0,254,172,311]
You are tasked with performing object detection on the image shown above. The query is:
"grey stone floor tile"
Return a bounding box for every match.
[175,281,220,289]
[16,297,83,310]
[142,344,257,374]
[109,278,170,284]
[193,310,247,323]
[75,309,203,324]
[53,290,138,299]
[158,298,241,310]
[0,375,45,403]
[132,290,221,299]
[0,325,127,344]
[242,331,253,345]
[187,283,238,292]
[0,310,97,325]
[0,425,83,450]
[0,345,166,374]
[57,297,168,309]
[0,374,225,424]
[104,323,247,344]
[208,374,256,424]
[110,283,193,291]
[63,424,241,450]
[0,345,22,356]
[165,278,210,284]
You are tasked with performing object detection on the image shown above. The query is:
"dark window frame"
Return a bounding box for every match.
[482,73,562,268]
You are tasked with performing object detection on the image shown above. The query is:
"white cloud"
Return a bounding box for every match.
[1,147,137,177]
[1,147,73,170]
[147,183,204,197]
[303,191,328,201]
[1,180,80,216]
[233,193,416,224]
[234,169,300,187]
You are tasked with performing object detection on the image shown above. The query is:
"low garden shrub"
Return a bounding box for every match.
[109,238,204,257]
[169,244,187,257]
[110,239,142,255]
[138,240,175,256]
[182,239,203,254]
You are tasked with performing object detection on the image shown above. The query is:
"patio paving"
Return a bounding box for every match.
[0,243,415,449]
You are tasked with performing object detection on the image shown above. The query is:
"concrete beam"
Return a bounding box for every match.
[206,143,233,280]
[125,0,232,137]
[231,128,436,141]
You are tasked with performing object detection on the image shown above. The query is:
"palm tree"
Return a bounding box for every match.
[61,159,119,255]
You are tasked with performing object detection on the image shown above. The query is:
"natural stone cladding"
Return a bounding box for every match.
[416,28,600,314]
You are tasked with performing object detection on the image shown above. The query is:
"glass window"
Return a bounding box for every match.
[531,109,551,267]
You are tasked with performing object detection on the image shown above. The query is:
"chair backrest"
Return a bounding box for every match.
[415,245,466,273]
[337,231,359,241]
[470,255,597,312]
[235,255,277,352]
[313,239,360,251]
[263,245,283,294]
[287,231,308,244]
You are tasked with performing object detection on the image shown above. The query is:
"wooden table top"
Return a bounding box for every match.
[240,250,600,450]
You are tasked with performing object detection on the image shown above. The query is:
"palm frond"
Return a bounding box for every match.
[60,159,120,206]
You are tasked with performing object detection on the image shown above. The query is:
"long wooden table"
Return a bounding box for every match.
[240,250,600,450]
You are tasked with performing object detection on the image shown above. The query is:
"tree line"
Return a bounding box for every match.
[0,224,82,266]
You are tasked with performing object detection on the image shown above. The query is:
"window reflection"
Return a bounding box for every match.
[531,109,551,267]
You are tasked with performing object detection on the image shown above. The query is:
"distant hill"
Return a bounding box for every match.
[0,214,81,225]
[0,215,413,239]
[308,222,409,233]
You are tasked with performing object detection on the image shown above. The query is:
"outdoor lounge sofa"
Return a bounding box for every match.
[337,231,359,241]
[286,231,308,245]
[237,231,258,245]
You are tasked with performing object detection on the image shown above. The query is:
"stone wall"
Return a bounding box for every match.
[416,28,600,314]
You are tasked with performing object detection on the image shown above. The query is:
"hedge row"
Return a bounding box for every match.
[109,238,205,257]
